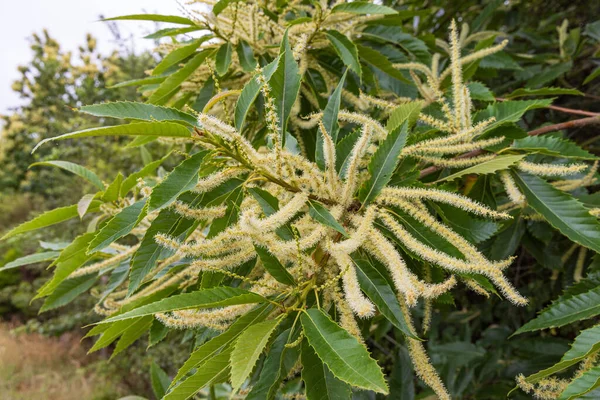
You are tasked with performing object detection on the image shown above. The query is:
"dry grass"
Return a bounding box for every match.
[0,324,123,400]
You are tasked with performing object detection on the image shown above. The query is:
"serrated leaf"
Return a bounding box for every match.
[2,203,99,240]
[40,274,97,312]
[112,316,153,358]
[100,287,266,324]
[325,31,361,78]
[213,0,239,15]
[513,171,600,253]
[301,339,352,400]
[164,350,231,400]
[30,160,104,190]
[77,194,97,219]
[479,51,522,70]
[80,101,198,126]
[515,286,600,334]
[361,26,430,64]
[215,42,232,76]
[386,101,424,132]
[474,99,553,134]
[88,198,148,253]
[230,318,281,393]
[308,200,348,237]
[0,251,60,272]
[144,26,201,39]
[121,152,173,196]
[151,362,171,400]
[301,308,388,394]
[357,44,410,83]
[153,40,204,76]
[352,257,415,338]
[331,2,397,15]
[359,122,408,206]
[254,245,296,285]
[317,71,346,169]
[512,136,597,160]
[149,151,208,212]
[171,304,272,387]
[149,49,213,105]
[269,31,301,144]
[526,62,572,89]
[33,121,191,153]
[36,233,95,298]
[234,56,280,130]
[584,67,600,85]
[104,14,197,25]
[236,40,257,71]
[505,87,583,99]
[436,154,526,182]
[102,172,123,202]
[558,365,600,400]
[467,82,495,102]
[523,324,600,384]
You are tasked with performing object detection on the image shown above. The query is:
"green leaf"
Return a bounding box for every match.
[88,198,148,253]
[436,154,526,182]
[230,318,282,393]
[388,347,415,400]
[36,233,95,298]
[81,101,198,126]
[301,308,388,394]
[108,75,166,89]
[77,194,96,219]
[513,172,600,253]
[40,275,97,312]
[325,31,361,77]
[526,62,572,89]
[154,40,204,76]
[515,286,600,334]
[213,0,239,15]
[215,42,233,76]
[33,121,191,153]
[112,316,153,358]
[386,101,424,132]
[254,245,296,285]
[144,27,201,39]
[2,203,99,240]
[474,99,553,133]
[316,71,346,169]
[331,2,397,15]
[558,365,600,400]
[171,304,272,386]
[247,187,295,240]
[149,151,208,212]
[121,152,173,196]
[361,26,430,64]
[102,172,123,202]
[234,56,280,130]
[584,67,600,85]
[358,122,408,206]
[357,44,410,83]
[100,287,266,324]
[104,14,197,25]
[479,52,522,70]
[467,82,495,102]
[164,350,231,400]
[352,257,415,338]
[150,362,171,400]
[0,251,60,272]
[301,339,352,400]
[336,129,361,178]
[512,136,598,160]
[30,160,104,190]
[523,324,600,384]
[149,319,169,348]
[308,200,348,237]
[505,87,583,99]
[149,49,213,105]
[236,40,258,71]
[269,31,301,144]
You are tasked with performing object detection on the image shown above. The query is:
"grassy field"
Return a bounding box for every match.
[0,325,127,400]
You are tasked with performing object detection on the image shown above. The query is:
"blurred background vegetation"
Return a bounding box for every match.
[0,1,599,399]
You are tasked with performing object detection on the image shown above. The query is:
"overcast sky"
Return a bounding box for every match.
[0,0,188,114]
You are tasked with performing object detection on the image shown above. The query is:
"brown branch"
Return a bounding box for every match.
[419,115,600,179]
[497,97,600,117]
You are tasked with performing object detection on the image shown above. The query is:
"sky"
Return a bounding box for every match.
[0,0,188,114]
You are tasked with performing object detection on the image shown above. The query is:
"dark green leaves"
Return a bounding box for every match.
[0,251,59,272]
[30,161,104,190]
[236,40,258,71]
[301,339,352,400]
[254,245,296,285]
[308,200,348,237]
[331,2,397,15]
[153,39,203,76]
[474,99,553,133]
[269,31,301,144]
[88,198,148,253]
[325,31,361,77]
[301,308,388,394]
[316,71,346,169]
[358,122,408,206]
[149,151,208,212]
[512,136,597,160]
[80,101,198,126]
[513,172,600,253]
[352,257,415,339]
[514,286,600,334]
[436,154,525,183]
[100,287,266,324]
